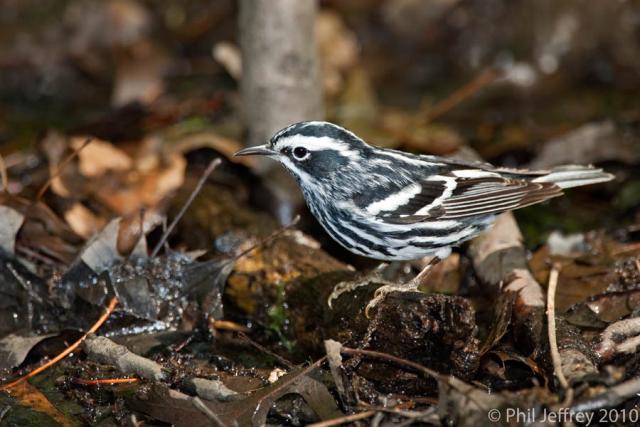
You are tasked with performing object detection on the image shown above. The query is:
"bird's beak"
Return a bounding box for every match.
[234,144,275,157]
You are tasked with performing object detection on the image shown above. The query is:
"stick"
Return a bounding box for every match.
[233,214,300,261]
[36,137,93,201]
[237,332,294,368]
[0,297,118,390]
[546,263,573,404]
[340,346,493,411]
[0,153,8,193]
[571,377,640,413]
[425,67,502,122]
[73,377,138,385]
[340,347,440,380]
[151,158,221,257]
[307,410,376,427]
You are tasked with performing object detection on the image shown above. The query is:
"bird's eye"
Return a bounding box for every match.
[292,146,309,160]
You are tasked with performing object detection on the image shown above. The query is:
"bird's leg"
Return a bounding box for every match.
[364,256,441,317]
[327,262,391,308]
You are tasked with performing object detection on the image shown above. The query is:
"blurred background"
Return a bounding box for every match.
[0,0,638,247]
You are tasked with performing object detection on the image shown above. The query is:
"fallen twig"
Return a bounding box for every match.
[232,214,301,261]
[0,296,118,391]
[237,332,294,368]
[0,153,8,193]
[571,377,640,413]
[425,67,502,122]
[596,316,640,361]
[339,345,496,411]
[6,262,44,305]
[341,347,440,379]
[36,137,93,201]
[184,378,239,402]
[73,377,139,386]
[546,263,573,405]
[82,335,166,381]
[151,158,221,257]
[307,410,376,427]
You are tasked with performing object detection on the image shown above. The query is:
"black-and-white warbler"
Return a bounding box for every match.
[235,121,613,308]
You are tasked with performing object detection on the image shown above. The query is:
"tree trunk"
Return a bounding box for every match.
[239,0,323,154]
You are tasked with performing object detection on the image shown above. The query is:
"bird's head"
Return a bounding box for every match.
[234,121,368,190]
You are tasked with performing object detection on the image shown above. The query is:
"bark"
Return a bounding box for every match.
[239,0,323,154]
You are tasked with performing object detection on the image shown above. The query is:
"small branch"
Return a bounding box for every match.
[233,214,300,261]
[547,263,573,404]
[73,377,138,385]
[0,297,118,390]
[82,335,165,381]
[425,67,502,122]
[307,410,376,427]
[571,377,640,413]
[151,158,221,257]
[6,263,44,305]
[340,346,495,411]
[0,153,8,193]
[596,316,640,361]
[36,137,93,201]
[185,378,239,402]
[237,332,294,368]
[341,347,441,380]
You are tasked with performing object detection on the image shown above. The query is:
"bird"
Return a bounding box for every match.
[235,121,614,312]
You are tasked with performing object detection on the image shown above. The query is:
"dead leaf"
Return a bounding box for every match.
[6,382,76,427]
[40,130,76,198]
[64,203,105,239]
[117,210,155,256]
[78,213,162,272]
[478,292,516,355]
[111,42,168,107]
[71,137,133,177]
[213,41,242,79]
[130,361,340,427]
[96,152,185,215]
[0,205,24,255]
[0,334,54,370]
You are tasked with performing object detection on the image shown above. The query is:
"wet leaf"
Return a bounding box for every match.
[130,363,341,427]
[4,382,77,427]
[78,214,162,272]
[0,334,54,370]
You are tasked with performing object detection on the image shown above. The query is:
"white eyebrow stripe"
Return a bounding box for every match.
[277,135,360,159]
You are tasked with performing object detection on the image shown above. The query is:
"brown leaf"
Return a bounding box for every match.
[8,382,76,427]
[71,137,132,177]
[64,203,105,239]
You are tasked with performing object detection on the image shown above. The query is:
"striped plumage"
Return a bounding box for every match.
[235,121,614,262]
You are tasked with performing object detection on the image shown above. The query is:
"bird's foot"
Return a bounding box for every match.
[364,256,441,318]
[364,281,420,318]
[327,263,389,309]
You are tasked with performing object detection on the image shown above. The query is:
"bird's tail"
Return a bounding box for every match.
[532,165,614,189]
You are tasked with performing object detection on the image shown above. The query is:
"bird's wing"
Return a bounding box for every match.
[375,170,563,223]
